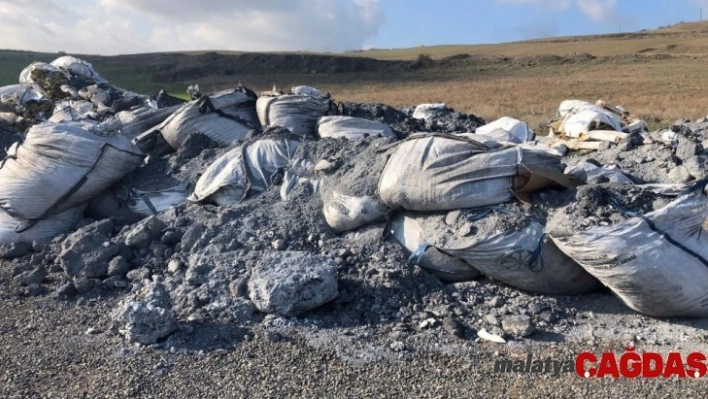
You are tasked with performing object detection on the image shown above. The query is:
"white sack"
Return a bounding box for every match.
[323,192,388,233]
[552,191,708,317]
[390,213,481,283]
[142,87,260,151]
[291,85,321,96]
[411,210,601,294]
[0,204,84,246]
[475,117,534,143]
[378,134,563,212]
[412,103,447,122]
[256,94,333,137]
[50,56,107,84]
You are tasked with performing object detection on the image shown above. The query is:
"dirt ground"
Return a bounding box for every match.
[2,263,708,399]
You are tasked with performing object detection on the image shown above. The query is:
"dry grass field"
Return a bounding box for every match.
[3,21,708,131]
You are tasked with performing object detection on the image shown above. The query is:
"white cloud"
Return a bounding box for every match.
[496,0,572,10]
[496,0,619,22]
[577,0,618,22]
[0,0,384,55]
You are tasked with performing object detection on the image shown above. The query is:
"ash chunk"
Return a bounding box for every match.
[248,251,339,317]
[112,281,177,345]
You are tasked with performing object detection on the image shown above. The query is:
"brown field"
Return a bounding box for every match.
[3,21,708,131]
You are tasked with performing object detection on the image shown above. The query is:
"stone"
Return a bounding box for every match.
[248,251,339,317]
[126,267,151,282]
[683,155,708,180]
[167,259,183,274]
[103,276,129,289]
[161,229,183,246]
[73,277,98,295]
[54,282,77,298]
[123,216,167,249]
[58,230,119,278]
[111,282,177,345]
[107,256,131,277]
[180,224,206,252]
[0,242,32,259]
[271,239,287,251]
[484,314,500,326]
[14,266,47,286]
[501,315,535,338]
[488,296,504,308]
[676,136,701,161]
[668,165,693,183]
[314,159,334,172]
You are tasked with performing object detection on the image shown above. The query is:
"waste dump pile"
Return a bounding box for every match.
[1,56,707,353]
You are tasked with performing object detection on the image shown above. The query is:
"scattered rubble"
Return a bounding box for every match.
[0,56,706,359]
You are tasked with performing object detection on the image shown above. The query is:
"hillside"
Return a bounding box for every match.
[2,21,708,128]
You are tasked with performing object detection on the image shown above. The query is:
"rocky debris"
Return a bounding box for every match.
[14,266,47,286]
[121,216,167,249]
[57,221,120,278]
[107,256,131,277]
[112,281,177,344]
[248,252,339,316]
[501,315,535,338]
[0,242,32,259]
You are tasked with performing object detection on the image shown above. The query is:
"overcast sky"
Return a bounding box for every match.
[0,0,705,55]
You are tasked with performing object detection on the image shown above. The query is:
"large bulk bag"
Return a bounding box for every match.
[317,116,396,140]
[410,210,601,294]
[0,204,84,246]
[135,87,260,152]
[390,213,481,283]
[475,117,534,143]
[0,122,144,220]
[0,84,21,99]
[99,104,180,139]
[552,190,708,317]
[378,134,572,212]
[256,94,333,137]
[48,100,97,123]
[50,56,107,84]
[189,138,299,206]
[323,192,388,234]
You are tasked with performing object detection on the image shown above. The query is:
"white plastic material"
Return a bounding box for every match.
[412,103,447,122]
[0,84,20,99]
[317,116,396,140]
[291,85,321,97]
[0,122,144,220]
[552,192,708,317]
[256,94,332,137]
[128,186,188,217]
[323,192,388,233]
[475,117,535,143]
[556,100,623,138]
[18,62,69,103]
[189,139,299,205]
[50,56,107,84]
[0,204,84,246]
[411,211,601,294]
